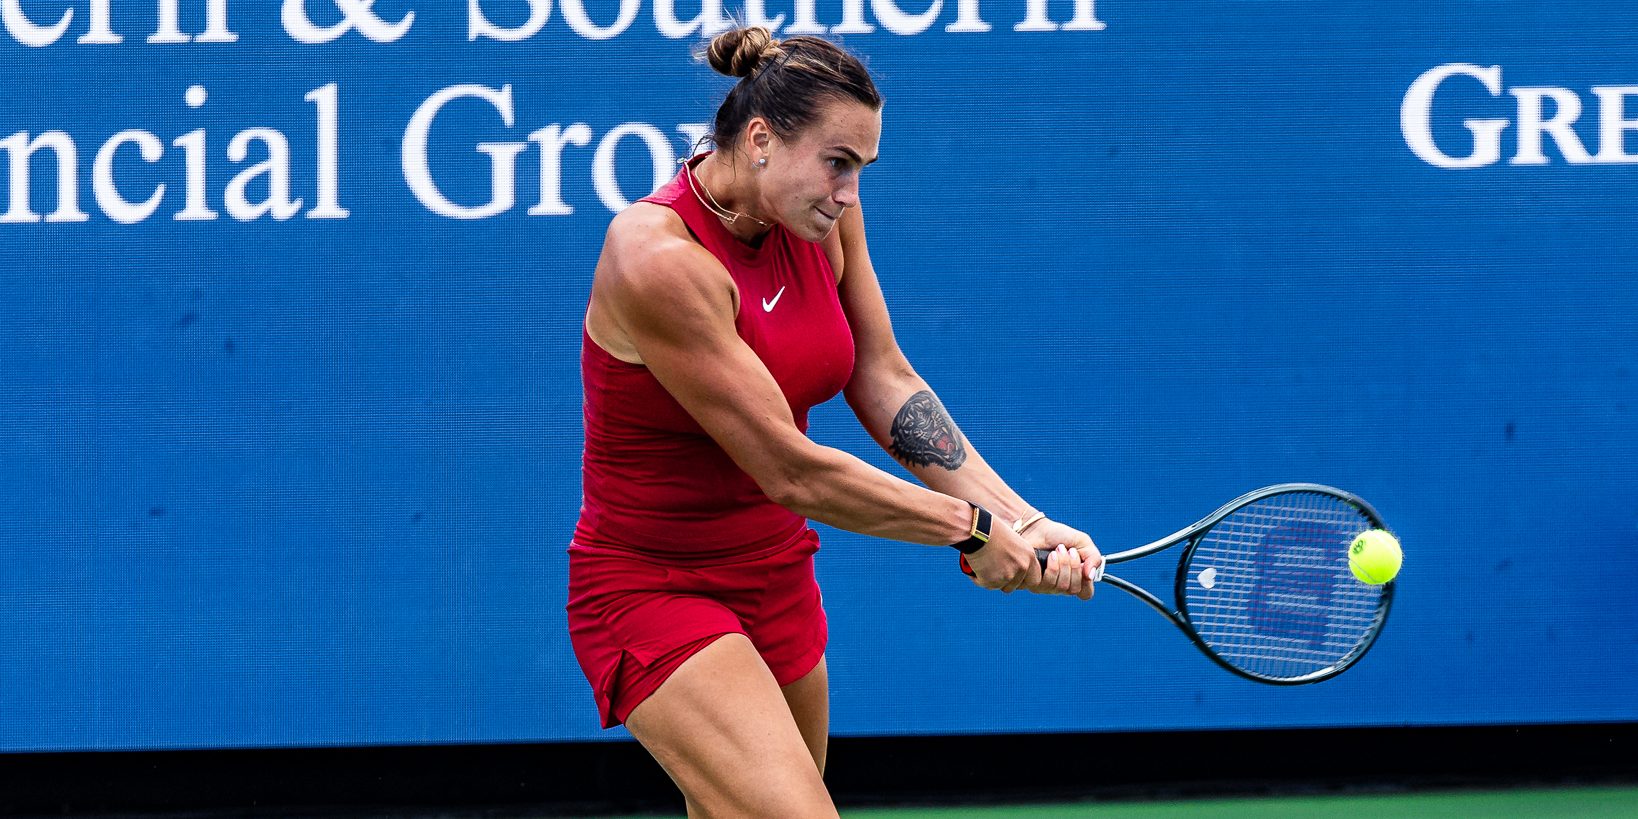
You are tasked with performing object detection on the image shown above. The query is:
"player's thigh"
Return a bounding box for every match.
[625,633,837,819]
[781,655,829,775]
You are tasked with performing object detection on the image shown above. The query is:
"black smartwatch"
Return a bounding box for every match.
[949,502,993,554]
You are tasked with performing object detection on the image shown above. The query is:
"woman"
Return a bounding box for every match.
[567,26,1103,817]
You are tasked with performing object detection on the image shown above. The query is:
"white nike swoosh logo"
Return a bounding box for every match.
[762,286,786,312]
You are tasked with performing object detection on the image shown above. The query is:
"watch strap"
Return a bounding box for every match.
[950,502,993,554]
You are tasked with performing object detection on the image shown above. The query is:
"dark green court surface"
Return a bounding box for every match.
[617,786,1638,818]
[835,786,1638,818]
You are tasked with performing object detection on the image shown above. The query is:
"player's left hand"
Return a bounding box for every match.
[1024,519,1102,601]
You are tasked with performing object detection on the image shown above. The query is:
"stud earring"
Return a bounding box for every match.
[756,157,767,167]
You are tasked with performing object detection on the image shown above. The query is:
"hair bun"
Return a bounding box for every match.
[706,26,781,78]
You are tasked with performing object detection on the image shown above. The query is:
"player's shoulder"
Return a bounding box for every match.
[602,203,733,305]
[605,202,692,260]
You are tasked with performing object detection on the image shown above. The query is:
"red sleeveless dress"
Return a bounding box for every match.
[567,155,855,728]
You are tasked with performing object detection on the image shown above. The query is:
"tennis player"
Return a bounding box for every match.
[567,26,1103,817]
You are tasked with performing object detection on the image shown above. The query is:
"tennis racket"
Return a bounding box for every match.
[962,483,1395,684]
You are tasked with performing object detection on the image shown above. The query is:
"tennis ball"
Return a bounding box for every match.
[1349,529,1402,584]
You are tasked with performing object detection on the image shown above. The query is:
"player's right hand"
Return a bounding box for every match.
[962,525,1042,593]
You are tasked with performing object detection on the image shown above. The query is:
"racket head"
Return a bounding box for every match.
[1172,484,1394,685]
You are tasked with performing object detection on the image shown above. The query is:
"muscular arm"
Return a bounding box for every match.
[833,206,1038,527]
[598,205,977,547]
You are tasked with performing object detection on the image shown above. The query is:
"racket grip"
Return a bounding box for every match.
[958,549,1105,582]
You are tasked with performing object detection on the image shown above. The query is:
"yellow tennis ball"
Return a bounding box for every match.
[1349,529,1402,584]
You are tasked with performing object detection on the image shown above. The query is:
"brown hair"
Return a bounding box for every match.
[702,26,882,154]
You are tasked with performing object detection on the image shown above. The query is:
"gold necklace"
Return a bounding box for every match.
[684,159,769,229]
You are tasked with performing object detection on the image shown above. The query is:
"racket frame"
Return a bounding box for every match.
[1098,483,1396,685]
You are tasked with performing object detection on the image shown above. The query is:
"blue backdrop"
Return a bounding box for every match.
[2,1,1635,751]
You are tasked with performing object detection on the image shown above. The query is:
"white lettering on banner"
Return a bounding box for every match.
[653,0,734,39]
[282,0,413,44]
[0,81,718,224]
[93,131,165,223]
[0,132,87,222]
[0,84,344,224]
[1510,86,1593,165]
[1401,64,1507,169]
[560,0,642,40]
[1403,63,1638,168]
[2,1,1109,44]
[527,124,593,216]
[224,128,303,221]
[173,85,216,220]
[871,0,941,37]
[467,0,726,41]
[946,0,989,33]
[745,0,789,33]
[0,0,236,46]
[469,0,552,42]
[462,0,1104,40]
[1017,0,1103,31]
[591,122,673,211]
[403,82,708,218]
[2,0,71,46]
[786,0,826,34]
[403,84,526,219]
[833,0,873,33]
[1591,87,1638,163]
[305,83,349,218]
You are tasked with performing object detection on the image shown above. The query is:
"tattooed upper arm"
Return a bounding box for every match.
[886,390,968,471]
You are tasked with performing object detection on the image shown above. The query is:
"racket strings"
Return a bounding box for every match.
[1181,491,1388,682]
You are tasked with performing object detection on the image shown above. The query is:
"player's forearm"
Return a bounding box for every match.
[770,443,974,546]
[843,369,1036,525]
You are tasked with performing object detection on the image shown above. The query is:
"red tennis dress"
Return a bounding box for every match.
[567,155,855,728]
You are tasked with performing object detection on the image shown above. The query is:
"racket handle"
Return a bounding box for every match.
[959,549,1105,582]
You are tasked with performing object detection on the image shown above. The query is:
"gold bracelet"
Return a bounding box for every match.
[1012,511,1047,535]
